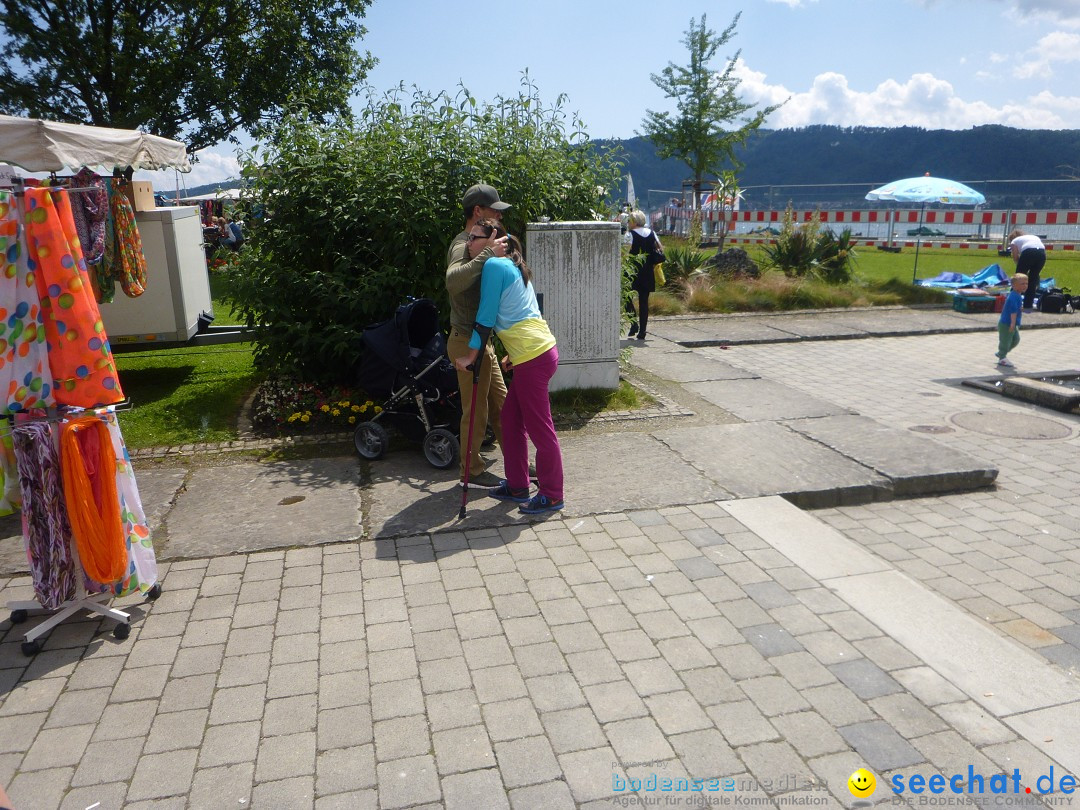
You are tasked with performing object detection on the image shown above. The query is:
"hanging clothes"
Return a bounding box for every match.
[69,169,108,267]
[0,190,55,414]
[59,415,127,584]
[23,186,124,408]
[97,188,118,304]
[106,179,147,298]
[12,420,78,610]
[102,411,156,596]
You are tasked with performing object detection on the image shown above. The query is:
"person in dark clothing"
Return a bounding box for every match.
[1008,228,1046,311]
[625,209,664,341]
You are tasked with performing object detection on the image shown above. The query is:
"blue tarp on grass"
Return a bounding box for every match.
[915,263,1054,295]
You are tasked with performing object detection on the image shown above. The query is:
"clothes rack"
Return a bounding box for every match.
[4,405,161,655]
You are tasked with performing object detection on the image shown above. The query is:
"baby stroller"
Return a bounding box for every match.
[354,298,462,469]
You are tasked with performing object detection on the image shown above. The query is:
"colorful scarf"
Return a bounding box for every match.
[70,168,108,267]
[101,412,156,596]
[0,190,55,414]
[23,187,124,408]
[12,420,77,610]
[107,180,147,298]
[59,416,127,584]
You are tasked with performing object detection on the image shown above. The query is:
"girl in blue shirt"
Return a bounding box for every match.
[453,220,564,514]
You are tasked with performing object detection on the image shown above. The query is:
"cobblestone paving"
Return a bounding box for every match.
[2,317,1078,809]
[0,502,1066,809]
[712,327,1080,673]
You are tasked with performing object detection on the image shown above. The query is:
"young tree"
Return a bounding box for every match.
[0,0,375,152]
[641,13,781,212]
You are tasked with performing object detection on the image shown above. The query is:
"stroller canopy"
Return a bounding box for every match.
[363,298,441,371]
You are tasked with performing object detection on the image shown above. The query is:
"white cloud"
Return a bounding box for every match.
[1009,0,1080,26]
[134,147,241,189]
[733,59,1080,129]
[765,0,817,6]
[1012,30,1080,78]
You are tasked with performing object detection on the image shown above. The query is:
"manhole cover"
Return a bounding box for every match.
[910,425,954,434]
[950,410,1072,440]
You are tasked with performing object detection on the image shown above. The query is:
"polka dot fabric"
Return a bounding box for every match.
[23,187,124,408]
[0,190,55,414]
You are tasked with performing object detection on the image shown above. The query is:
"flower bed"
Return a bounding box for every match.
[250,377,380,436]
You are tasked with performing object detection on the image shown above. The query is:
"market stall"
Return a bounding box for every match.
[0,114,213,345]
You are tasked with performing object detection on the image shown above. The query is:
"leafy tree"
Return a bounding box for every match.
[640,13,782,208]
[0,0,375,151]
[226,78,623,383]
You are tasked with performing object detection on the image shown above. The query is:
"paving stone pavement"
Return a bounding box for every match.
[1,308,1079,809]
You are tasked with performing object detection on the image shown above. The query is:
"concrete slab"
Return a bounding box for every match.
[654,422,889,508]
[0,514,24,576]
[1005,703,1080,778]
[1001,377,1080,412]
[820,309,982,335]
[162,457,362,559]
[657,318,798,346]
[837,570,1080,717]
[686,378,850,422]
[630,349,757,383]
[761,317,868,339]
[722,496,890,581]
[130,467,189,538]
[364,432,731,538]
[786,414,998,496]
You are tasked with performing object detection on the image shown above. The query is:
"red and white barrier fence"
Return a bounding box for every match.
[658,207,1080,250]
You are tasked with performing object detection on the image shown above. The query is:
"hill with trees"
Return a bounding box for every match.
[603,125,1080,209]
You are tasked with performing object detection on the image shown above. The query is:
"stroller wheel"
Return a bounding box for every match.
[354,421,389,460]
[422,427,459,470]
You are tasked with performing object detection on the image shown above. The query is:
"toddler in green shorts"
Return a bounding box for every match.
[996,273,1028,368]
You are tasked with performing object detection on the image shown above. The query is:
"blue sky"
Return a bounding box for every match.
[159,0,1080,188]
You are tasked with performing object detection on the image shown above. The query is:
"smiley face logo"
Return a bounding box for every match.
[848,768,876,798]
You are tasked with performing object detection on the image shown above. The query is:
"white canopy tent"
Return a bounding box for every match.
[176,188,242,203]
[0,114,191,173]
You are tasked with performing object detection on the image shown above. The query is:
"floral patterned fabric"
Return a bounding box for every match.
[0,190,55,414]
[23,187,124,408]
[12,420,77,611]
[71,169,108,266]
[101,412,156,596]
[106,180,147,298]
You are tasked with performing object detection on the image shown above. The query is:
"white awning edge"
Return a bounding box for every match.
[0,115,191,173]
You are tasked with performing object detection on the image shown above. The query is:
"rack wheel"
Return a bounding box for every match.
[21,639,42,656]
[146,584,163,601]
[10,609,28,624]
[354,421,389,460]
[112,622,131,640]
[422,428,459,469]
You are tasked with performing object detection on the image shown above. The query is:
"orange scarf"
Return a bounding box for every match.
[60,416,127,583]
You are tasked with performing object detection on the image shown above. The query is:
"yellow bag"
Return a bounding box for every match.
[653,262,666,287]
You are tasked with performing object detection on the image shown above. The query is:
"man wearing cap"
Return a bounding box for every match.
[447,184,511,485]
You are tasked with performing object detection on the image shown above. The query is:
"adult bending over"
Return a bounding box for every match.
[1009,229,1046,311]
[626,209,664,340]
[454,220,564,515]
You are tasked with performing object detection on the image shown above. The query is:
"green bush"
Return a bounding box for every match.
[663,244,708,283]
[759,205,856,284]
[226,78,623,382]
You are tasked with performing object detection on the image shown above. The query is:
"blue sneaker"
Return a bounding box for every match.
[519,494,564,514]
[491,481,530,503]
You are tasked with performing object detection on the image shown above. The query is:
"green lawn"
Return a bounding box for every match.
[744,243,1080,291]
[114,344,260,449]
[208,271,243,326]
